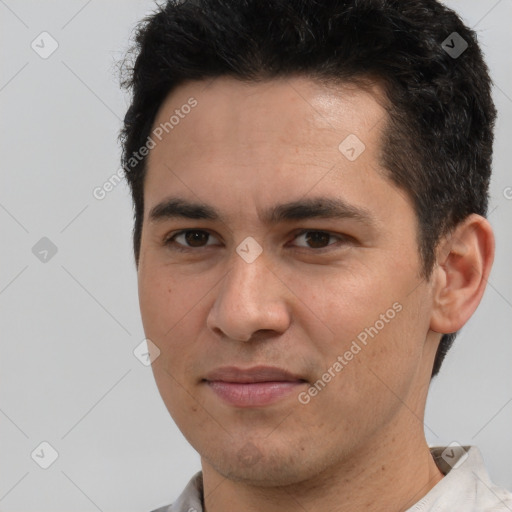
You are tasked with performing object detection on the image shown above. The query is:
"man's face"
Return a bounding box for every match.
[138,76,439,485]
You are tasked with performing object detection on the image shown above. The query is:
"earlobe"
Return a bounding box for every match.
[430,214,495,335]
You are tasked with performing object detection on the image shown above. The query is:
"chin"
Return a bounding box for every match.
[202,441,323,487]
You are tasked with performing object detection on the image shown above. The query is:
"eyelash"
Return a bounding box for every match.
[163,229,351,253]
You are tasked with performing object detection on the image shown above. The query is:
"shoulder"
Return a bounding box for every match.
[422,446,512,512]
[478,483,512,511]
[148,471,203,512]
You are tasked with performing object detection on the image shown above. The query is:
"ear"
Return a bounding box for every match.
[430,214,495,335]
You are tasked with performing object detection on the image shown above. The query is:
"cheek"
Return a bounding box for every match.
[350,293,429,404]
[138,264,209,376]
[288,263,425,379]
[277,264,388,348]
[303,303,425,434]
[138,269,169,336]
[138,263,199,337]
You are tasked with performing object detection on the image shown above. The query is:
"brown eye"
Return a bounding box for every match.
[183,230,210,247]
[292,230,343,250]
[165,230,220,250]
[304,231,331,248]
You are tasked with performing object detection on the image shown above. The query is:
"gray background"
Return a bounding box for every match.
[0,1,511,511]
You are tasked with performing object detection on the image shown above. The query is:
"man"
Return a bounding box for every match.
[119,0,512,510]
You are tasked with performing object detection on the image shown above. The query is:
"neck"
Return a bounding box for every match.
[201,425,444,512]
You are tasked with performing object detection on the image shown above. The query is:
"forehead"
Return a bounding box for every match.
[148,75,387,157]
[142,75,407,227]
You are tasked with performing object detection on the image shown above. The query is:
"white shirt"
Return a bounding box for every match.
[150,446,512,512]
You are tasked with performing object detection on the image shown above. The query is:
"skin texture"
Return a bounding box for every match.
[137,76,494,512]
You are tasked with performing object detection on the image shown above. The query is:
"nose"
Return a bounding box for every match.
[206,247,292,342]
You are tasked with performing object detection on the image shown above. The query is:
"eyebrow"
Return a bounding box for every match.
[148,196,376,227]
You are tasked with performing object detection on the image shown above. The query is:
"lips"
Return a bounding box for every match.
[204,365,307,383]
[203,366,307,407]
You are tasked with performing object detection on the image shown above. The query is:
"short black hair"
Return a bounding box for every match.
[119,0,496,377]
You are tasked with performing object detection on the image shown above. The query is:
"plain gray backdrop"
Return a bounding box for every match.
[1,1,511,511]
